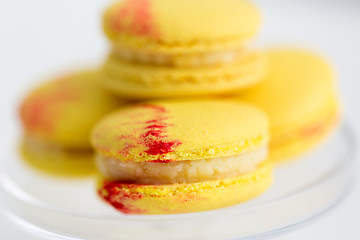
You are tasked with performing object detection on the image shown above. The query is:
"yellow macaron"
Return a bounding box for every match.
[92,99,272,214]
[20,70,123,149]
[104,0,261,58]
[19,70,124,176]
[101,0,266,99]
[235,49,340,162]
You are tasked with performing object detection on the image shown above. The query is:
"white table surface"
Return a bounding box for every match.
[0,0,359,239]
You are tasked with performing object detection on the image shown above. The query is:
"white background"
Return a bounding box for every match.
[0,0,359,239]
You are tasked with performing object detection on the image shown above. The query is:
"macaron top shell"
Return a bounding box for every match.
[20,71,122,149]
[103,0,261,54]
[91,100,269,162]
[238,49,338,138]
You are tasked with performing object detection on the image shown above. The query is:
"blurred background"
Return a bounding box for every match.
[0,0,359,239]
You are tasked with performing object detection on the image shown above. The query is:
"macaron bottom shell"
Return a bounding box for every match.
[101,52,267,99]
[97,161,272,215]
[20,137,95,177]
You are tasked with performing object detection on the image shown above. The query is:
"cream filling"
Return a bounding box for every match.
[96,146,268,184]
[113,47,245,67]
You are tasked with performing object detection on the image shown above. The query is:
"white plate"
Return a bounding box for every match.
[0,124,356,240]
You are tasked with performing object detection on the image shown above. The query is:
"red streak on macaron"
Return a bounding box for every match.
[111,0,158,38]
[20,79,78,133]
[99,180,146,214]
[145,124,166,130]
[140,104,181,157]
[144,139,181,155]
[115,104,181,159]
[149,159,174,163]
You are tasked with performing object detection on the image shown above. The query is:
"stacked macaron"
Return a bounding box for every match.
[18,0,341,215]
[89,0,276,214]
[101,0,266,99]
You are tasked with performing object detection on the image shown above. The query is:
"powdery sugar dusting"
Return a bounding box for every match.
[116,104,181,161]
[99,180,146,214]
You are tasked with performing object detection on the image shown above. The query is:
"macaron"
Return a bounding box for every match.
[92,100,272,214]
[101,0,266,99]
[104,0,261,63]
[20,138,94,177]
[235,49,340,162]
[19,70,123,175]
